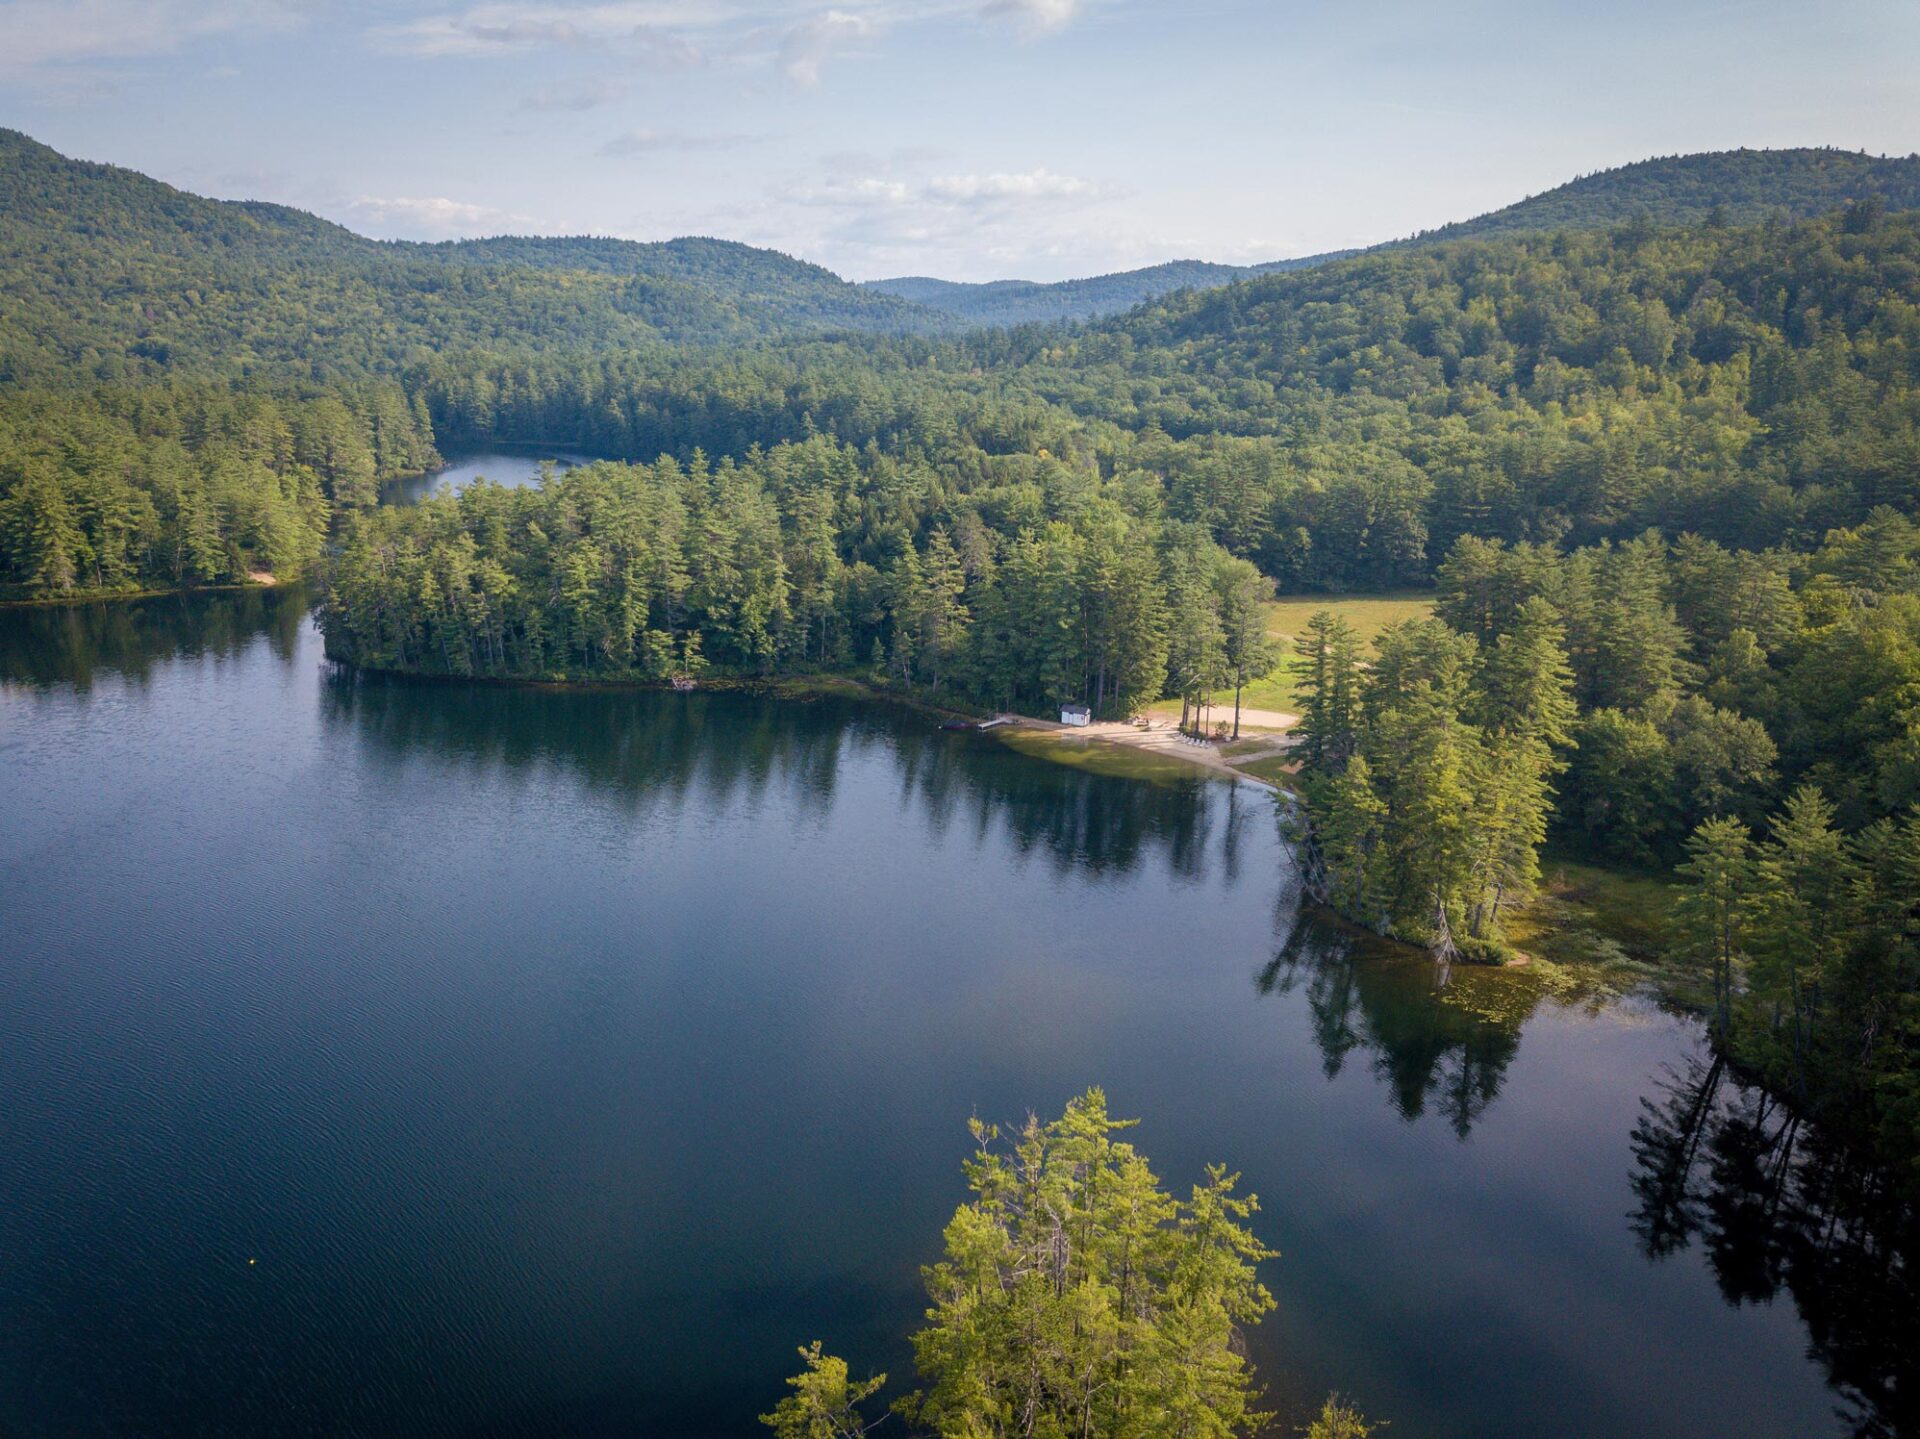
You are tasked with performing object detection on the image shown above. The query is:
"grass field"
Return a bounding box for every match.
[1148,591,1436,725]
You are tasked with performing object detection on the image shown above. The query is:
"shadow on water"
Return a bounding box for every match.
[1629,1057,1918,1439]
[319,666,1238,882]
[1256,909,1528,1138]
[0,586,310,691]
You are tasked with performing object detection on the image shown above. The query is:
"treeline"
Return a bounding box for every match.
[1299,513,1920,893]
[319,437,1275,722]
[385,211,1920,601]
[1436,517,1920,855]
[0,381,434,597]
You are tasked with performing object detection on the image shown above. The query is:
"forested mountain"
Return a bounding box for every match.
[1014,203,1920,586]
[1418,147,1920,243]
[863,253,1349,327]
[0,129,934,382]
[867,149,1920,329]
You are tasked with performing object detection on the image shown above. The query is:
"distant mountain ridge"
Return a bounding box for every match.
[5,129,1920,381]
[869,148,1920,329]
[864,254,1353,327]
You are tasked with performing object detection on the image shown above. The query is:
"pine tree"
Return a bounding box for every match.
[1293,610,1361,767]
[760,1343,884,1439]
[902,1090,1273,1439]
[1675,816,1755,1041]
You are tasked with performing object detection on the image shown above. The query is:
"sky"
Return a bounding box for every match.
[1,0,1917,282]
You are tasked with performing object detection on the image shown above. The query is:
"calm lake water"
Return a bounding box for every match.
[382,447,597,506]
[1,587,1911,1439]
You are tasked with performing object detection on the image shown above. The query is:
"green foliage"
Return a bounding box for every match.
[1414,147,1920,243]
[1302,1396,1376,1439]
[761,1343,885,1439]
[1297,604,1574,948]
[0,129,930,384]
[900,1088,1275,1439]
[864,254,1346,329]
[320,440,1201,719]
[873,149,1920,330]
[0,381,431,597]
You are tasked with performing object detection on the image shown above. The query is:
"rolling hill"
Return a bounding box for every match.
[6,130,1920,385]
[863,254,1352,328]
[1414,146,1920,243]
[868,148,1920,330]
[0,129,937,381]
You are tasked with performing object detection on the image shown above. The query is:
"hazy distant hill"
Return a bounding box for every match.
[865,254,1352,328]
[871,149,1920,330]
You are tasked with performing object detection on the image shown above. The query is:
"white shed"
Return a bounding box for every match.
[1060,704,1092,727]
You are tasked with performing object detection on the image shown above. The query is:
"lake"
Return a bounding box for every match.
[381,447,598,506]
[0,586,1910,1439]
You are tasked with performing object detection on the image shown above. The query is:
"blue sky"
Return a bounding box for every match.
[2,0,1917,281]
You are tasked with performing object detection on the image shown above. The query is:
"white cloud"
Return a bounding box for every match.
[345,194,545,239]
[368,0,1083,84]
[626,21,705,67]
[370,3,733,58]
[521,76,630,109]
[926,168,1098,202]
[743,159,1117,276]
[0,0,304,74]
[981,0,1079,37]
[601,126,760,154]
[777,9,871,86]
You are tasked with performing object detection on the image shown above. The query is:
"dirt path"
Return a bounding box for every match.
[1144,702,1298,733]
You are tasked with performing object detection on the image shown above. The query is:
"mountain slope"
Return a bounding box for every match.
[0,129,937,381]
[873,148,1920,331]
[1415,147,1920,242]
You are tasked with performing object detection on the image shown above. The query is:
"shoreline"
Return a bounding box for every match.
[332,653,1303,789]
[0,577,286,609]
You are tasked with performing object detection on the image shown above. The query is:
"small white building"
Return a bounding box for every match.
[1060,704,1092,727]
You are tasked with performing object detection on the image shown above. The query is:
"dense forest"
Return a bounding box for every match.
[0,381,433,596]
[6,130,1920,1191]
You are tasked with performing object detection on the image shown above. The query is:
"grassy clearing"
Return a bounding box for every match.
[1147,590,1437,722]
[1230,754,1299,786]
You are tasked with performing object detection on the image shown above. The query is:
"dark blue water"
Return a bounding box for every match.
[0,588,1902,1439]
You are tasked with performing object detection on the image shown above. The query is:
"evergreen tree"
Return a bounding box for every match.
[1675,816,1755,1041]
[902,1090,1274,1439]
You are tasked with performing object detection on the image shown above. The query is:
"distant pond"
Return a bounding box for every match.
[0,588,1912,1439]
[382,446,599,506]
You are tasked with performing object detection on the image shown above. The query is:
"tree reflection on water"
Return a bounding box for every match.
[1628,1057,1917,1439]
[1256,909,1527,1138]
